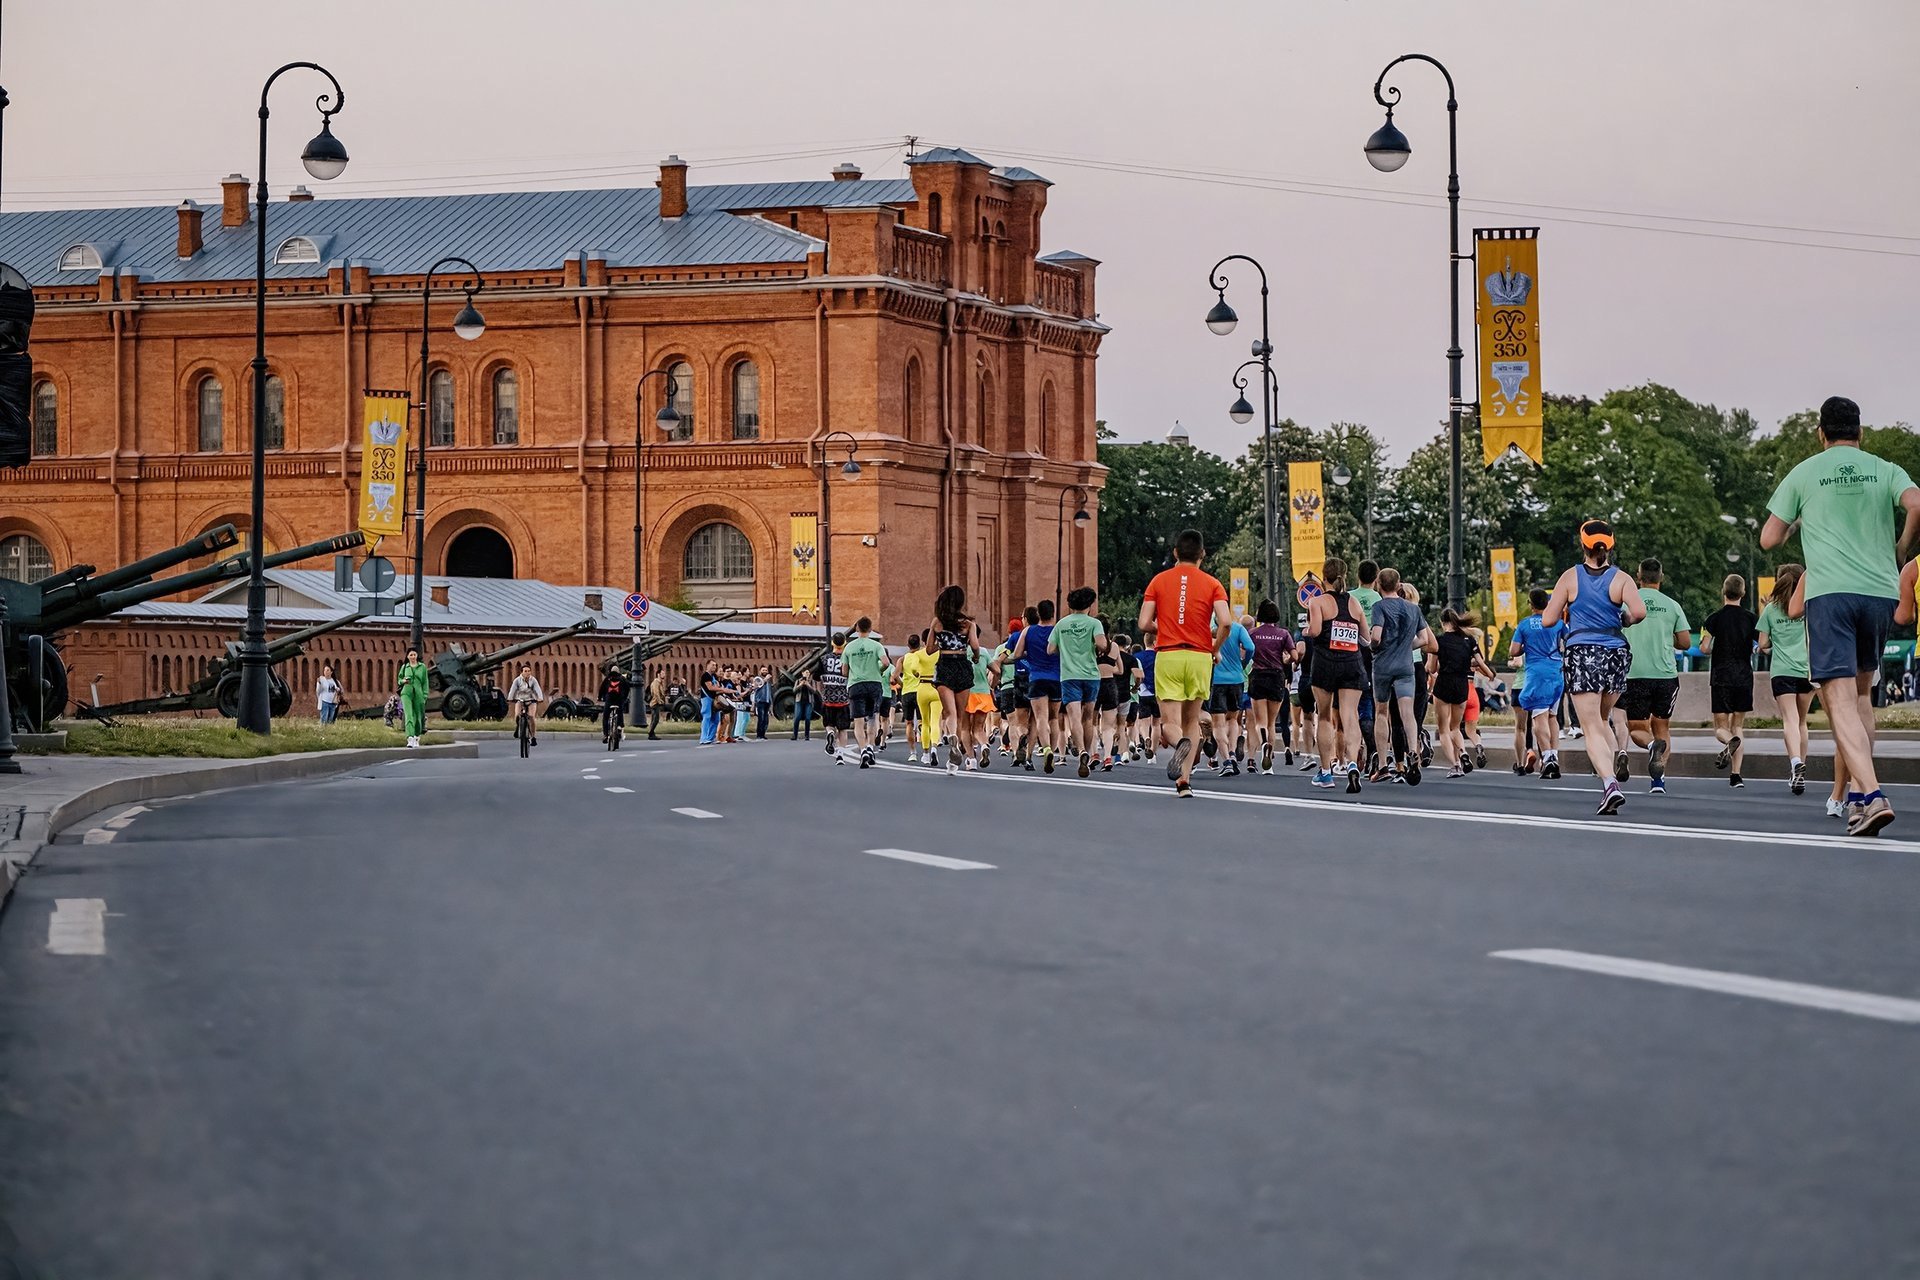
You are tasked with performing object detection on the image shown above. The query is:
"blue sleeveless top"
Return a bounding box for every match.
[1567,564,1626,649]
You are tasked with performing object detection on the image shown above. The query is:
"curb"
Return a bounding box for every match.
[1474,742,1908,784]
[0,743,478,913]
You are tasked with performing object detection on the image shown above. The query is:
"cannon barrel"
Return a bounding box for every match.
[600,610,741,675]
[459,617,597,676]
[41,524,240,614]
[264,610,367,660]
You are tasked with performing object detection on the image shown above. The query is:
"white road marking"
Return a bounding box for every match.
[600,758,617,763]
[103,805,150,830]
[864,847,995,871]
[81,828,115,844]
[672,807,721,819]
[1492,949,1920,1025]
[871,761,1920,854]
[604,786,634,794]
[581,767,601,773]
[47,899,107,956]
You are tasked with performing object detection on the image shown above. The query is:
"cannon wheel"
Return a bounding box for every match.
[267,673,293,718]
[441,685,480,722]
[215,672,245,719]
[668,696,699,723]
[547,697,576,720]
[771,688,797,721]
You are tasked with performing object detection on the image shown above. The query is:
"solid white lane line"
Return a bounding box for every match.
[864,847,995,870]
[870,761,1920,854]
[604,786,635,794]
[672,807,721,819]
[47,899,107,956]
[1492,949,1920,1025]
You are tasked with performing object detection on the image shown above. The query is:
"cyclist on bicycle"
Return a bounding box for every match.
[507,663,544,747]
[599,668,629,743]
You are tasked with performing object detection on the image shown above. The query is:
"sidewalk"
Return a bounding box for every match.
[0,743,477,910]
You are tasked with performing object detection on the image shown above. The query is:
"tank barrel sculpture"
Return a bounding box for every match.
[38,524,241,617]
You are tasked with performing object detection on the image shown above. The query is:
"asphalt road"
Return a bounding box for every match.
[1,733,1916,1278]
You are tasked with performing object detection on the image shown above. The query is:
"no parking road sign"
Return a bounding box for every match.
[623,592,651,621]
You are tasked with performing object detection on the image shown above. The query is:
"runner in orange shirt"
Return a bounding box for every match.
[1137,528,1234,798]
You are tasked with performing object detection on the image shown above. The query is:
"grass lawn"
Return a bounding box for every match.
[41,718,447,758]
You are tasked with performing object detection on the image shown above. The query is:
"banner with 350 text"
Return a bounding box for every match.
[357,391,411,545]
[1475,228,1543,466]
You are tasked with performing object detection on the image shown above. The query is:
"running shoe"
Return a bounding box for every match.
[1366,751,1381,775]
[1345,763,1362,794]
[835,754,847,766]
[1524,751,1539,775]
[1825,798,1847,818]
[1369,764,1394,784]
[963,756,977,772]
[988,729,1001,751]
[1223,759,1240,778]
[1729,774,1744,788]
[908,750,920,764]
[1613,749,1630,783]
[1512,762,1527,776]
[1790,760,1806,795]
[1541,758,1561,781]
[1284,749,1295,766]
[1044,748,1056,775]
[925,749,939,769]
[1713,741,1732,771]
[1168,738,1194,782]
[1597,784,1626,815]
[1298,754,1318,773]
[1404,757,1422,787]
[1473,744,1488,771]
[1649,740,1668,789]
[859,748,872,769]
[1649,778,1667,795]
[1462,755,1475,775]
[1447,764,1466,779]
[1310,770,1335,789]
[1847,796,1895,837]
[1199,734,1217,761]
[1261,743,1274,774]
[1175,781,1193,799]
[1102,758,1114,773]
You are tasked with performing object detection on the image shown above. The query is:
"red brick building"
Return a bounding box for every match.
[0,147,1106,643]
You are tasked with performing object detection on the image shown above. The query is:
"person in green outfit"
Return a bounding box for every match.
[1049,585,1110,777]
[1757,564,1812,796]
[1620,558,1692,794]
[397,646,431,748]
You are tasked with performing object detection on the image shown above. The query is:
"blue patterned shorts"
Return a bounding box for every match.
[1565,644,1630,696]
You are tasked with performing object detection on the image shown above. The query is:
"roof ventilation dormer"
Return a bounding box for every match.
[58,242,104,273]
[657,154,688,219]
[274,236,321,265]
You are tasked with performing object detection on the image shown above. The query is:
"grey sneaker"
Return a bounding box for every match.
[1847,795,1895,838]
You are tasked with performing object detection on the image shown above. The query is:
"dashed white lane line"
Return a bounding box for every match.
[47,899,107,955]
[870,760,1920,854]
[864,847,995,871]
[1493,949,1920,1025]
[600,758,617,763]
[604,786,635,794]
[671,807,721,819]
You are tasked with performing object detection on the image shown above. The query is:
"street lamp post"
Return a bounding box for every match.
[1363,52,1465,615]
[1229,359,1282,597]
[238,62,349,734]
[411,257,487,658]
[816,430,862,650]
[1720,513,1758,578]
[1055,484,1092,606]
[1329,461,1375,562]
[628,369,683,718]
[1206,256,1280,604]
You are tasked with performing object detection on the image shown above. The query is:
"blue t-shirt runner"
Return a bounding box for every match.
[1512,613,1566,713]
[1022,622,1059,683]
[1211,621,1255,686]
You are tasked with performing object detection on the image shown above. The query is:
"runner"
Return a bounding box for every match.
[1762,396,1920,836]
[1049,586,1110,779]
[842,616,889,769]
[929,585,982,775]
[1368,567,1432,785]
[966,635,997,771]
[1306,556,1370,794]
[1207,609,1256,776]
[1137,529,1234,798]
[1134,625,1161,762]
[1352,560,1384,772]
[1292,610,1317,771]
[898,633,925,762]
[1543,520,1647,814]
[992,620,1023,760]
[1430,610,1496,778]
[903,631,942,766]
[1247,601,1296,775]
[1094,616,1124,770]
[1510,588,1567,779]
[1701,573,1758,788]
[1621,558,1692,795]
[1757,565,1812,795]
[817,633,853,764]
[1013,599,1060,773]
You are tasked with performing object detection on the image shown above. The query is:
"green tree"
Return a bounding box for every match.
[1095,438,1241,605]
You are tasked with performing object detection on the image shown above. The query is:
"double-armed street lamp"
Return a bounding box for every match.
[410,257,487,657]
[816,431,862,649]
[1362,52,1467,615]
[1229,359,1284,597]
[627,369,684,717]
[1205,255,1279,606]
[238,62,350,734]
[1056,484,1092,606]
[1330,461,1376,562]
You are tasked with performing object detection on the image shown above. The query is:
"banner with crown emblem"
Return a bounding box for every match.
[1229,568,1250,616]
[357,391,411,544]
[1475,228,1543,466]
[1490,546,1519,631]
[789,514,819,614]
[1287,461,1326,582]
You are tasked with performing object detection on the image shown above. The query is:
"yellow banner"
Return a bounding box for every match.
[1491,546,1519,631]
[1287,461,1326,581]
[1475,229,1543,466]
[1229,568,1249,616]
[357,391,410,544]
[789,514,819,614]
[1758,575,1776,604]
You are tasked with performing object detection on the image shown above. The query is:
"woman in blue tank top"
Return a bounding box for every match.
[1543,520,1648,815]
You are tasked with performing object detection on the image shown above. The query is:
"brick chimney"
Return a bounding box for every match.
[657,155,688,219]
[429,583,450,609]
[176,200,204,258]
[831,163,863,182]
[221,174,250,227]
[287,185,314,203]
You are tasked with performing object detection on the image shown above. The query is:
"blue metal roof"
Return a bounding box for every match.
[907,147,989,167]
[0,177,924,286]
[994,167,1053,186]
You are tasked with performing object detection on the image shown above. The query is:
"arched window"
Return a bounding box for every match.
[903,358,923,441]
[429,369,454,446]
[57,243,101,273]
[666,361,694,441]
[730,360,760,440]
[0,533,53,584]
[261,374,286,450]
[196,375,223,451]
[31,380,56,456]
[926,192,943,235]
[681,522,755,609]
[491,368,518,444]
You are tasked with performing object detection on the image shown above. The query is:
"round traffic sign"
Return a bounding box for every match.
[358,555,396,593]
[623,592,651,621]
[1296,574,1323,607]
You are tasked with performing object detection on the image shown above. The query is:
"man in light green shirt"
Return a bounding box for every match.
[1351,560,1384,765]
[1762,395,1920,835]
[841,617,889,765]
[1620,557,1691,793]
[1048,585,1109,776]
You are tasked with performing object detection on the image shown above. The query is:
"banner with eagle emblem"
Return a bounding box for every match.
[789,514,819,614]
[1287,461,1326,582]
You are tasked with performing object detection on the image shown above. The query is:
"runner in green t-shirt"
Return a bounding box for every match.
[1757,568,1812,796]
[841,619,889,765]
[1620,558,1692,793]
[1048,586,1109,777]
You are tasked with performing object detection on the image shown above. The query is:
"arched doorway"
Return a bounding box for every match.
[446,526,514,578]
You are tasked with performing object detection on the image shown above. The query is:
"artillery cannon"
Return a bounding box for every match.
[545,611,742,721]
[346,617,598,722]
[80,610,367,723]
[0,524,366,730]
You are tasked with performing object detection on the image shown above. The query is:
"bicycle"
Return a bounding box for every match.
[515,701,536,758]
[603,699,625,751]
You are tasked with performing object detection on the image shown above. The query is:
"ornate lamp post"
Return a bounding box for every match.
[1363,52,1465,614]
[1055,484,1092,606]
[1329,461,1376,562]
[238,62,349,733]
[1205,255,1279,604]
[816,431,861,649]
[411,257,486,657]
[1229,358,1282,596]
[627,369,682,717]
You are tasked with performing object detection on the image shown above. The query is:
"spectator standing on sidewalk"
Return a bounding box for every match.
[397,648,430,748]
[790,671,817,741]
[1763,395,1920,836]
[753,666,774,739]
[315,664,343,725]
[646,669,667,739]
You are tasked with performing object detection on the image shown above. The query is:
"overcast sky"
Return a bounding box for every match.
[5,0,1913,459]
